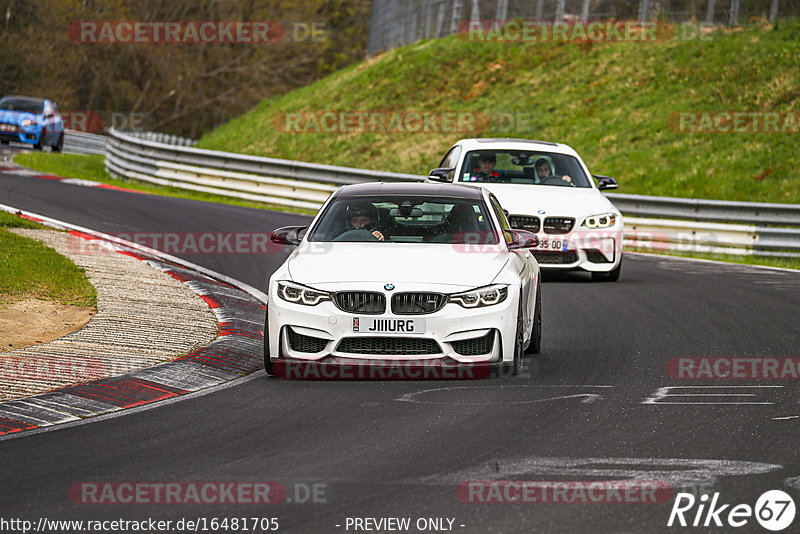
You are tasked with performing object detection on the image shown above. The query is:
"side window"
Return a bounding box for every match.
[489,195,514,245]
[438,146,461,170]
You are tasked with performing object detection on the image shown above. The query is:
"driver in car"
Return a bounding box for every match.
[344,201,385,241]
[469,153,500,182]
[535,157,573,185]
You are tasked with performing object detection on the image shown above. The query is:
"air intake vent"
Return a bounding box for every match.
[451,331,495,356]
[533,251,578,264]
[287,328,328,353]
[337,337,442,355]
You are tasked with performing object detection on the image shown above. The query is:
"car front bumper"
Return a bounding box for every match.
[266,281,520,378]
[532,228,622,272]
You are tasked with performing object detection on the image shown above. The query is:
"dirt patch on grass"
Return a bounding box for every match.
[0,298,95,353]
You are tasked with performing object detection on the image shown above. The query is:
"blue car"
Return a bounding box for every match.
[0,95,64,151]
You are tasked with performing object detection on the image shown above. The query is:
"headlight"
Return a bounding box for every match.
[20,119,36,127]
[277,281,331,306]
[449,284,508,308]
[582,213,617,229]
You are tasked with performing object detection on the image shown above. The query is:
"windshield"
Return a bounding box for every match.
[308,196,499,244]
[0,97,44,114]
[460,149,592,188]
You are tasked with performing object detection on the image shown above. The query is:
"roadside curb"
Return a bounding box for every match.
[0,204,267,439]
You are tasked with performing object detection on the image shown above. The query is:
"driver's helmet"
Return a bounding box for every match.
[344,200,377,229]
[534,157,555,177]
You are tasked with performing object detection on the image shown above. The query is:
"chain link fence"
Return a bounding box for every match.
[368,0,797,54]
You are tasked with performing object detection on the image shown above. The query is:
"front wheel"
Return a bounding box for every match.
[512,299,524,375]
[592,258,622,282]
[34,129,45,150]
[263,313,274,376]
[526,282,542,354]
[53,132,64,152]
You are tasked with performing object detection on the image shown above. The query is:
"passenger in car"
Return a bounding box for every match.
[469,153,500,182]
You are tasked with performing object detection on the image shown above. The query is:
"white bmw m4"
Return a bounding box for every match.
[265,182,541,379]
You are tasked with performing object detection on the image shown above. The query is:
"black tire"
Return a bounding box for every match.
[512,297,524,376]
[592,258,622,282]
[53,132,64,152]
[34,129,45,150]
[526,282,542,354]
[263,313,274,376]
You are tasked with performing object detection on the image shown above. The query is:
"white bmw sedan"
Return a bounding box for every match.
[429,138,623,281]
[265,182,541,379]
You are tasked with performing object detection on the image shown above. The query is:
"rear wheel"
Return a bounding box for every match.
[592,258,622,282]
[263,313,274,376]
[526,282,542,354]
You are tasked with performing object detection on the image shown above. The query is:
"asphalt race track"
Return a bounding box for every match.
[1,171,800,533]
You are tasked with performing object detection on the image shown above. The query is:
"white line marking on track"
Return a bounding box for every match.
[396,385,611,405]
[642,385,783,405]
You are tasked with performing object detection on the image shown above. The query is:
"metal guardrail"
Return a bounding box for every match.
[63,130,107,156]
[104,128,800,258]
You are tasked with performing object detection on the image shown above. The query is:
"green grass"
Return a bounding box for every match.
[12,152,315,215]
[0,211,97,306]
[196,21,800,205]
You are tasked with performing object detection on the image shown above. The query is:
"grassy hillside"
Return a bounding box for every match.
[197,21,800,204]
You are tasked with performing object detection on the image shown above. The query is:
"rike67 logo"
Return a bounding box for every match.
[668,490,796,531]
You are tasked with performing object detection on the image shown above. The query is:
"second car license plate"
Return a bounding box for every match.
[353,318,425,334]
[536,238,568,251]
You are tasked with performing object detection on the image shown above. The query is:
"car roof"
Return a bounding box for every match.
[335,181,484,200]
[0,95,47,103]
[453,137,579,157]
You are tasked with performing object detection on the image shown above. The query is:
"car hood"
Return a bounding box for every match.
[479,184,619,218]
[0,110,42,124]
[287,242,509,289]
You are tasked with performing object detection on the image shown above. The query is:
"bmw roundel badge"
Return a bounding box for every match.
[384,283,395,291]
[538,209,546,215]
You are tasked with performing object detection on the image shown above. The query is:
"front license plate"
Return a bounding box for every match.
[536,238,568,251]
[0,124,15,132]
[353,318,425,334]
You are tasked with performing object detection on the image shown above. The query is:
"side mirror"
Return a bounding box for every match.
[270,225,307,246]
[506,229,539,250]
[594,175,618,190]
[428,167,454,183]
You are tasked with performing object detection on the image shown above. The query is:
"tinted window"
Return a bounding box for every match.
[0,98,44,114]
[308,196,498,244]
[460,149,591,188]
